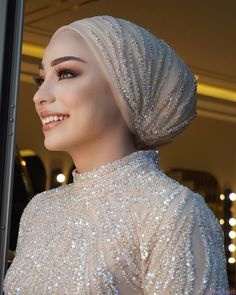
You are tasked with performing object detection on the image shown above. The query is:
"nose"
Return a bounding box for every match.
[33,84,56,105]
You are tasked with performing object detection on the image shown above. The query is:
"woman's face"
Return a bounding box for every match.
[33,29,123,153]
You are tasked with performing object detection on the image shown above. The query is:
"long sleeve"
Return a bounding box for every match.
[13,195,38,257]
[3,150,230,295]
[140,189,229,295]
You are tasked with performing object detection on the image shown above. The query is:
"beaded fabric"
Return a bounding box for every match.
[4,150,229,294]
[51,15,197,149]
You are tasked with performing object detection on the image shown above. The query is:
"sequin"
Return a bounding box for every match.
[3,150,229,294]
[51,15,197,149]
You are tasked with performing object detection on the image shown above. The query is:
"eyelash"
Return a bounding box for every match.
[33,68,78,87]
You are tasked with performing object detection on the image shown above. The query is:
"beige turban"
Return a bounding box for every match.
[52,15,197,149]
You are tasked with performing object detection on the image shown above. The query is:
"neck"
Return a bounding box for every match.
[69,131,137,174]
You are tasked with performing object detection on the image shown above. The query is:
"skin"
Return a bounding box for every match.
[33,29,137,174]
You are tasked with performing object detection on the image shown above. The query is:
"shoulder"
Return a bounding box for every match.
[138,172,224,252]
[131,166,191,206]
[139,174,228,293]
[140,173,224,247]
[133,168,221,234]
[21,183,72,217]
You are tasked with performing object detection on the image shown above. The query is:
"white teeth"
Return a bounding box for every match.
[41,115,68,125]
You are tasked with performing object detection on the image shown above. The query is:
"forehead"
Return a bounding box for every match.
[42,29,91,64]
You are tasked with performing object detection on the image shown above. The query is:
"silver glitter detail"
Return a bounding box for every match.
[52,15,197,149]
[3,150,229,294]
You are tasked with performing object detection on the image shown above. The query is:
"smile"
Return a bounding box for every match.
[41,115,69,125]
[42,115,69,131]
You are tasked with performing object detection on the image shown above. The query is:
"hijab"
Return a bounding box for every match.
[52,15,197,149]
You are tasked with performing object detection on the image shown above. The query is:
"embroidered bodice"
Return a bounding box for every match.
[3,150,229,294]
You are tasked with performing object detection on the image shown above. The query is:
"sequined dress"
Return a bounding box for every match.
[3,150,229,294]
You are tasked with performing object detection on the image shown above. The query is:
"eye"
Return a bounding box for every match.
[33,76,44,87]
[32,68,78,88]
[56,68,78,80]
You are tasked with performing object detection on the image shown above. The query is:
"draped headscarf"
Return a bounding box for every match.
[51,15,197,149]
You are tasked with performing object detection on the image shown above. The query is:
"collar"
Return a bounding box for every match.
[71,150,159,190]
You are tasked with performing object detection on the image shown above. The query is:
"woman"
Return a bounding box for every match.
[4,15,229,294]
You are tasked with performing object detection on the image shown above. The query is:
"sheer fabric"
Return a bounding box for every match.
[52,16,197,149]
[4,150,229,294]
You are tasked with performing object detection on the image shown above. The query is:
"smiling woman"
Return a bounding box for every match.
[32,29,130,163]
[3,15,229,295]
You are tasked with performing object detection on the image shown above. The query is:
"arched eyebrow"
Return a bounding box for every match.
[38,56,87,70]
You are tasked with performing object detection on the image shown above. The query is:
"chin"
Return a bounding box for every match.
[44,138,67,152]
[43,135,80,152]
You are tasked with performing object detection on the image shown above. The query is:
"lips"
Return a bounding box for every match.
[42,120,65,131]
[40,111,69,118]
[39,111,70,132]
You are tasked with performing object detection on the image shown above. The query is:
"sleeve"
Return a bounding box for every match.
[140,189,229,295]
[14,194,39,256]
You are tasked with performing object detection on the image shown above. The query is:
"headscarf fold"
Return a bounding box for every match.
[52,15,197,149]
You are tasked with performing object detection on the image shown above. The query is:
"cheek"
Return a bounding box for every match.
[68,80,120,128]
[85,76,121,122]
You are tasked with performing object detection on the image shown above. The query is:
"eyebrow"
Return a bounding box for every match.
[38,56,87,70]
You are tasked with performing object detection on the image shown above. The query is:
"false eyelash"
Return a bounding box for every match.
[55,68,78,80]
[32,68,79,87]
[33,76,44,87]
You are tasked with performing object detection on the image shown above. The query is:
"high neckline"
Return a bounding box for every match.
[72,150,159,187]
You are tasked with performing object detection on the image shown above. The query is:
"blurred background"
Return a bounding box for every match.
[6,0,236,290]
